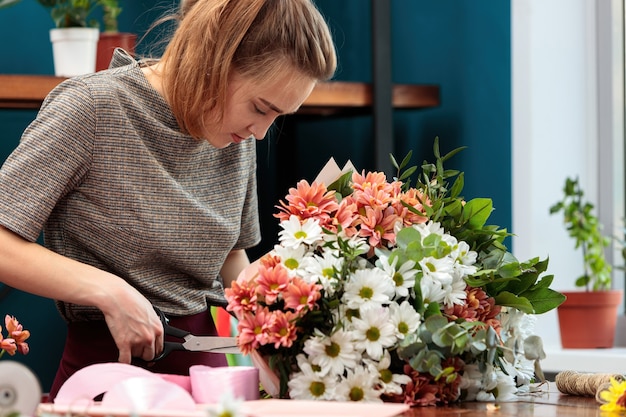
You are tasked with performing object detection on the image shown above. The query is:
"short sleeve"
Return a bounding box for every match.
[0,78,95,242]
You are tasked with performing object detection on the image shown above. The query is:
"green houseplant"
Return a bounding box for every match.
[36,0,99,28]
[98,0,121,32]
[550,176,623,348]
[37,0,101,77]
[95,0,136,71]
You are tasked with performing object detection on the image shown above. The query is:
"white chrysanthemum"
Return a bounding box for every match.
[413,221,445,239]
[492,369,518,402]
[303,329,360,377]
[464,363,500,402]
[288,354,338,400]
[375,254,417,299]
[500,356,533,393]
[331,302,361,329]
[388,300,421,339]
[278,215,323,248]
[272,244,312,277]
[499,308,537,386]
[501,307,537,343]
[301,251,343,294]
[453,240,478,267]
[342,268,394,310]
[442,277,468,307]
[440,232,459,250]
[458,363,483,402]
[334,366,382,402]
[324,232,370,256]
[418,255,455,285]
[350,306,396,360]
[468,363,517,402]
[364,350,411,395]
[420,275,448,305]
[205,389,245,417]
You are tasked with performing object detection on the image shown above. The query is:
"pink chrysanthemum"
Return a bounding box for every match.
[351,171,389,194]
[4,315,29,355]
[283,277,322,314]
[260,252,283,269]
[0,335,16,356]
[332,198,359,235]
[237,307,272,355]
[267,310,299,349]
[274,180,339,228]
[256,264,291,305]
[225,279,258,318]
[357,205,399,248]
[396,188,430,226]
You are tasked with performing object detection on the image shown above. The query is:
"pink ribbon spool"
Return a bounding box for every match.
[189,365,259,403]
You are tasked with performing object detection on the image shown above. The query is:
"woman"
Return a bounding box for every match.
[0,0,336,399]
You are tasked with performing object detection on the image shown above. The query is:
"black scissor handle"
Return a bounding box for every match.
[153,340,186,361]
[154,306,189,339]
[151,306,190,361]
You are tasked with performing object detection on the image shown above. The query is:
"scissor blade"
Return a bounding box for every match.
[182,336,240,354]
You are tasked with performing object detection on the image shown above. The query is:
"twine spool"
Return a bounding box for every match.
[555,371,625,397]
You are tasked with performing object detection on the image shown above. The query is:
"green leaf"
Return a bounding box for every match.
[461,198,493,229]
[395,227,423,249]
[496,252,523,279]
[449,172,464,198]
[493,291,535,313]
[327,170,354,198]
[531,273,555,290]
[521,287,567,314]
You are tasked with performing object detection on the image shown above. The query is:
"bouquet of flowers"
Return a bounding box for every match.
[225,138,565,405]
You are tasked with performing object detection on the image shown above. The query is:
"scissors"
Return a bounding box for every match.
[152,306,240,361]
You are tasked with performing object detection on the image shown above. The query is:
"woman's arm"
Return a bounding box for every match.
[0,225,164,363]
[219,249,251,289]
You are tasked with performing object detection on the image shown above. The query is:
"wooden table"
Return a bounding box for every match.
[398,389,601,417]
[36,390,603,417]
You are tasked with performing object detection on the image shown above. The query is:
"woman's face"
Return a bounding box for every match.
[202,70,316,149]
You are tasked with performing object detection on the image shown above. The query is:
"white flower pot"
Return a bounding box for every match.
[50,27,99,77]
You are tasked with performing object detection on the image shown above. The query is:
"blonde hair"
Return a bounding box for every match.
[160,0,337,139]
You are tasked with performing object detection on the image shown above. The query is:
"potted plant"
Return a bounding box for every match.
[95,0,137,71]
[37,0,100,77]
[550,176,623,348]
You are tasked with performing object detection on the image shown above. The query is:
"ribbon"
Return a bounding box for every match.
[53,362,258,411]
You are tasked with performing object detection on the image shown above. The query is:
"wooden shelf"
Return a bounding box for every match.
[0,75,65,109]
[0,75,439,113]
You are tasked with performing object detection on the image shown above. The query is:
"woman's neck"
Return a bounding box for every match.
[142,62,165,97]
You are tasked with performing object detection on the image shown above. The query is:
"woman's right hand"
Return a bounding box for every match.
[0,225,165,364]
[98,279,165,364]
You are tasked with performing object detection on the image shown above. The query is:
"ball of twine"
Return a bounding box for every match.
[555,370,625,397]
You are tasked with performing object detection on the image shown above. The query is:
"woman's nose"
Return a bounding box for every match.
[249,117,277,140]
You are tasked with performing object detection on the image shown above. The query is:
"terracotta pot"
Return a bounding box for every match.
[557,289,623,348]
[96,32,137,71]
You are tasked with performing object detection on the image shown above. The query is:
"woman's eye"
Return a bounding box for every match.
[254,105,267,116]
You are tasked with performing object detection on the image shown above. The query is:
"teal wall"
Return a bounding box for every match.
[0,1,511,392]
